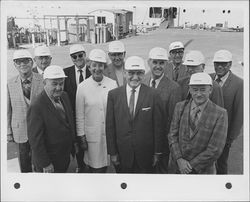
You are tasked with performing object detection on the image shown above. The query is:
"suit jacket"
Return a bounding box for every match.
[164,62,188,81]
[27,90,75,170]
[106,84,165,170]
[7,72,44,143]
[64,65,92,116]
[168,99,228,174]
[178,76,224,107]
[103,63,126,86]
[210,71,243,144]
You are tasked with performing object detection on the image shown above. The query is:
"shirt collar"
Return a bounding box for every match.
[126,83,141,93]
[20,75,33,83]
[75,65,86,72]
[150,73,164,87]
[37,67,44,74]
[215,71,230,83]
[191,99,209,112]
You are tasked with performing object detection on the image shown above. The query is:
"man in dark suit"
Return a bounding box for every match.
[164,41,188,81]
[63,44,91,173]
[211,50,243,174]
[106,56,165,173]
[27,65,75,173]
[32,46,52,74]
[178,50,224,107]
[168,72,228,174]
[142,47,182,173]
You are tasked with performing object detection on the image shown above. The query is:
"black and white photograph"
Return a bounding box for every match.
[1,0,249,201]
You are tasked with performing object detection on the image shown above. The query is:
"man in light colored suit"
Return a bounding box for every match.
[27,65,75,173]
[168,72,228,174]
[178,50,224,107]
[211,50,243,174]
[104,40,126,86]
[106,56,165,173]
[164,41,188,81]
[142,47,182,173]
[33,46,52,74]
[7,50,44,172]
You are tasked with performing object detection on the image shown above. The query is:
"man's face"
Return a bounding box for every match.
[187,64,204,76]
[89,61,105,82]
[148,59,167,79]
[71,51,86,68]
[44,78,65,100]
[125,70,145,88]
[34,55,52,71]
[189,85,212,106]
[14,58,33,76]
[214,61,231,77]
[169,48,184,64]
[108,52,125,68]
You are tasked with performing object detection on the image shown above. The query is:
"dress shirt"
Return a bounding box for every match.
[215,71,230,87]
[149,73,164,88]
[126,84,141,115]
[75,65,87,86]
[37,67,44,75]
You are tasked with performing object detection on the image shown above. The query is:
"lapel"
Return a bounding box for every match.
[180,100,192,141]
[134,84,147,119]
[30,73,43,101]
[60,93,71,127]
[157,75,170,92]
[69,66,77,92]
[222,71,232,91]
[122,85,131,120]
[86,65,92,79]
[165,62,174,80]
[13,75,27,107]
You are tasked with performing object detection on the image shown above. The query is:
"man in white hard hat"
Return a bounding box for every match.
[168,72,228,174]
[211,50,243,174]
[165,41,188,81]
[178,50,224,107]
[104,40,126,86]
[33,46,52,74]
[27,65,75,173]
[76,49,117,173]
[64,44,91,173]
[7,50,44,172]
[142,47,182,173]
[106,56,164,173]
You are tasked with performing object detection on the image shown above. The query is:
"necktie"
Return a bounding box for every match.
[79,69,84,83]
[215,77,222,84]
[22,79,31,99]
[173,67,179,81]
[151,79,156,88]
[54,99,66,120]
[129,89,136,118]
[190,106,201,131]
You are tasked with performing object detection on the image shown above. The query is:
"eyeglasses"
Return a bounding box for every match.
[127,70,145,76]
[71,53,84,60]
[170,50,184,55]
[214,62,229,67]
[37,56,51,60]
[14,58,32,65]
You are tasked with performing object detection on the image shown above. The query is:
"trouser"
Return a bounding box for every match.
[154,153,169,174]
[216,143,231,174]
[17,141,32,172]
[88,166,107,173]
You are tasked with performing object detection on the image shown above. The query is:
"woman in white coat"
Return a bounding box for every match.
[76,49,117,173]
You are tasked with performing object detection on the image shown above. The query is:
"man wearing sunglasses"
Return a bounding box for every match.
[164,41,188,82]
[106,56,164,173]
[211,50,243,174]
[63,44,91,173]
[104,40,126,86]
[33,46,52,74]
[7,50,44,172]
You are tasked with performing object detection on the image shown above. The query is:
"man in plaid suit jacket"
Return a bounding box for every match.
[168,72,228,174]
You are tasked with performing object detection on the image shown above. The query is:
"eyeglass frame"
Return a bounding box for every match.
[14,58,32,65]
[70,52,85,60]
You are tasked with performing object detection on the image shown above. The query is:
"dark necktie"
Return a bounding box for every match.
[215,77,222,84]
[173,67,179,81]
[22,79,31,99]
[79,69,84,83]
[54,99,66,120]
[129,89,136,118]
[190,107,201,131]
[151,79,156,88]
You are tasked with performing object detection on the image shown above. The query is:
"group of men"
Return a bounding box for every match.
[7,40,243,174]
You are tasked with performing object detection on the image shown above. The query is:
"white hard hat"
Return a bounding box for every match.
[183,50,205,66]
[13,50,32,60]
[213,50,232,62]
[89,49,107,63]
[43,65,67,79]
[149,47,168,60]
[125,56,145,71]
[189,72,212,85]
[169,41,184,52]
[108,41,125,53]
[70,44,85,55]
[34,46,51,56]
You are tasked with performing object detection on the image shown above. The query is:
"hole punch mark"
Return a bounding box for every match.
[121,182,127,189]
[14,183,20,189]
[225,182,232,189]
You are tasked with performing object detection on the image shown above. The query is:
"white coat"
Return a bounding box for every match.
[76,75,117,168]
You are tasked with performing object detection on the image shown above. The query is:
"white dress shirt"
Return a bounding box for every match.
[75,65,87,86]
[126,84,141,115]
[149,73,164,88]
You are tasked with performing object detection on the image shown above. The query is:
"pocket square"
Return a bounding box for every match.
[142,107,151,111]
